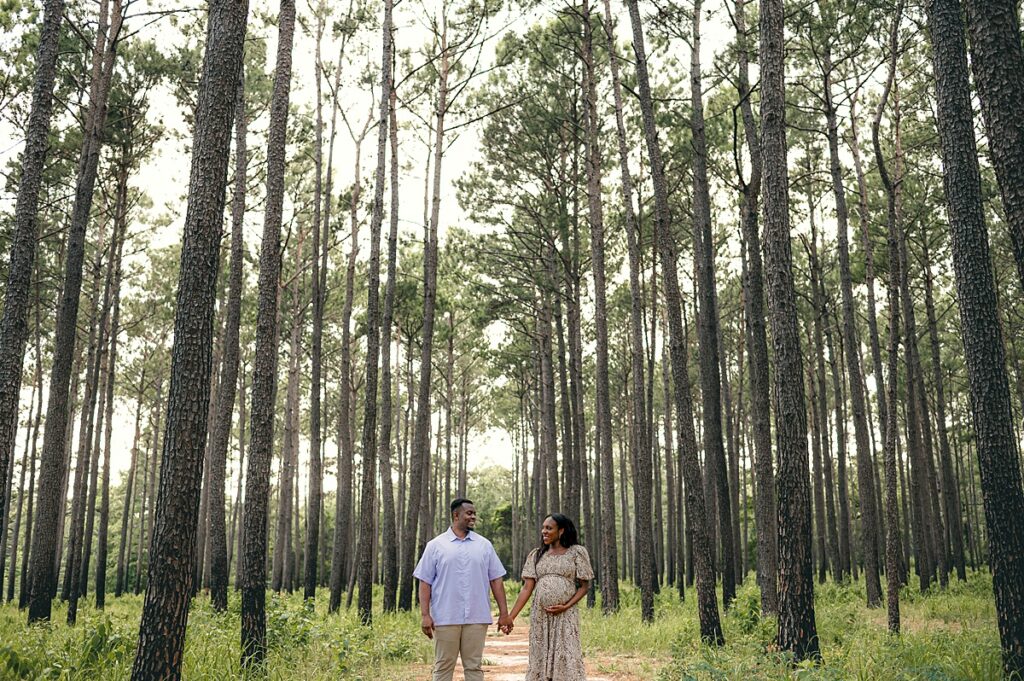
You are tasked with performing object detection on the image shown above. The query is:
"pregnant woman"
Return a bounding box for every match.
[508,513,593,681]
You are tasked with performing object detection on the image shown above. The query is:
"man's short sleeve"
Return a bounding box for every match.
[487,543,506,581]
[413,542,436,585]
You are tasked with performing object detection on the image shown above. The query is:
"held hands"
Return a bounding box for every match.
[497,614,514,635]
[421,614,435,639]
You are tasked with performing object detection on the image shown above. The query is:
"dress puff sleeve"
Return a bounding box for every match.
[574,545,594,581]
[522,549,539,580]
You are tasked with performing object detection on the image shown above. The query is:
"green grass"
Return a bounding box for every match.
[0,573,1004,680]
[654,570,1004,680]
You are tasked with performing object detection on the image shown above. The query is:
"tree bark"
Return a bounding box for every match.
[129,0,248,671]
[733,0,778,615]
[591,0,625,615]
[304,14,325,604]
[356,0,393,622]
[94,196,126,610]
[240,0,293,664]
[329,117,366,615]
[691,0,735,609]
[822,43,881,604]
[921,239,965,581]
[399,12,448,612]
[274,227,304,594]
[116,369,146,598]
[760,0,819,659]
[928,0,1024,671]
[624,0,722,641]
[378,69,400,613]
[0,0,67,527]
[207,69,246,613]
[960,0,1024,292]
[28,0,122,623]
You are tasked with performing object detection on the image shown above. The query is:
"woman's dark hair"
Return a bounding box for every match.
[535,513,579,566]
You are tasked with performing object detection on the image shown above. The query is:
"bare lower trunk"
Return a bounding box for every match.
[624,0,722,642]
[760,0,819,659]
[931,0,1024,671]
[208,70,247,613]
[240,0,294,665]
[129,0,248,672]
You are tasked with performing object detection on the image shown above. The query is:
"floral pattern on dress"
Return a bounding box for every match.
[521,544,594,681]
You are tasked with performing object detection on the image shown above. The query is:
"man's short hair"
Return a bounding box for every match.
[450,498,474,514]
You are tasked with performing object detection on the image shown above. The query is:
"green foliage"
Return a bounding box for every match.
[0,587,427,680]
[656,574,1002,680]
[0,574,1001,679]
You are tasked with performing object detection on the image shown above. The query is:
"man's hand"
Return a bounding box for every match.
[543,603,570,616]
[421,614,435,639]
[497,614,514,635]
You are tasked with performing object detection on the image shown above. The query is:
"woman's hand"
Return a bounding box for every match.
[543,602,571,616]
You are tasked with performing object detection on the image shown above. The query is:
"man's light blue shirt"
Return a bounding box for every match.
[413,527,507,625]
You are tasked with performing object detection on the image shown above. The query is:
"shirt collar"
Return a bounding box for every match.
[446,527,474,542]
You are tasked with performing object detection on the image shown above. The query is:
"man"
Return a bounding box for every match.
[414,498,512,681]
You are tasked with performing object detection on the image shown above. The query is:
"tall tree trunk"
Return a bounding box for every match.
[18,301,42,609]
[822,43,882,605]
[240,0,293,663]
[379,71,400,613]
[882,177,903,634]
[0,0,67,526]
[929,0,1024,671]
[3,376,34,602]
[847,89,889,476]
[80,279,114,606]
[304,12,325,603]
[129,0,248,671]
[806,331,829,582]
[28,0,122,622]
[135,378,162,597]
[691,0,735,609]
[329,123,366,615]
[960,0,1024,292]
[825,304,852,579]
[760,0,819,659]
[208,69,247,613]
[922,239,966,581]
[274,227,304,593]
[95,207,125,610]
[63,238,105,609]
[399,12,447,612]
[875,6,904,633]
[232,367,247,591]
[624,0,722,642]
[356,0,393,622]
[721,336,742,584]
[589,0,622,615]
[116,369,146,598]
[733,0,778,615]
[808,203,841,583]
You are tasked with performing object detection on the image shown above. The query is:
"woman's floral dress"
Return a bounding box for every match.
[521,544,594,681]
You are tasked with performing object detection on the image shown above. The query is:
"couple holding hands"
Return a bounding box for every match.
[413,498,593,681]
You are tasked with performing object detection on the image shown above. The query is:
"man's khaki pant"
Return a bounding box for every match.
[432,623,488,681]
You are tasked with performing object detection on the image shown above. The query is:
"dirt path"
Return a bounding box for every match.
[407,625,656,681]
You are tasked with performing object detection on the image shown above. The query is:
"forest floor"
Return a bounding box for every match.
[0,571,1004,680]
